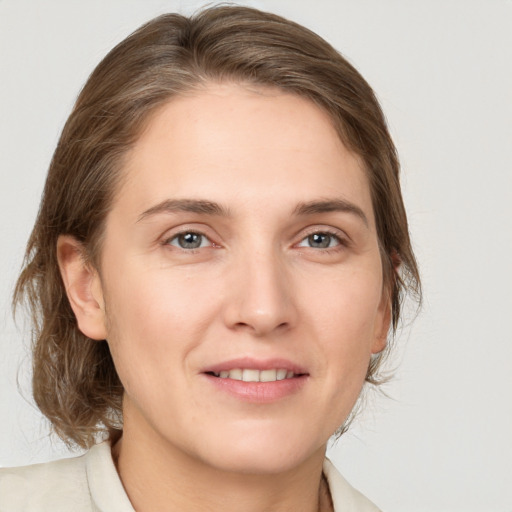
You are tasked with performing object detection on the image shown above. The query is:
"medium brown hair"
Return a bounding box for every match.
[14,5,420,448]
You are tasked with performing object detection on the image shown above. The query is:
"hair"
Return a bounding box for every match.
[14,5,421,448]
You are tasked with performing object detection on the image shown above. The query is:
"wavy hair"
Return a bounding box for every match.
[14,5,421,448]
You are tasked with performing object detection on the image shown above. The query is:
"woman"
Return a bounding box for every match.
[0,6,420,511]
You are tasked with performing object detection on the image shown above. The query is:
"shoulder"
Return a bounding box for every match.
[0,441,133,512]
[323,458,382,512]
[0,451,92,511]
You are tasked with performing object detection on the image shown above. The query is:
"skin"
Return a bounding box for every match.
[58,83,390,512]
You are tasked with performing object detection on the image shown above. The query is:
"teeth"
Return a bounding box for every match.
[242,369,260,382]
[259,369,277,382]
[228,369,243,380]
[214,368,297,382]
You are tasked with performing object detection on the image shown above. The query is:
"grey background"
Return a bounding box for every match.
[1,1,511,510]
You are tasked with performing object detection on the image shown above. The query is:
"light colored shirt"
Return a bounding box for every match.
[0,442,381,511]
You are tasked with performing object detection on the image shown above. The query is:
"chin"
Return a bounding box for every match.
[196,426,326,476]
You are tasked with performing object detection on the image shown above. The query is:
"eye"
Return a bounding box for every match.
[167,231,211,250]
[297,232,342,249]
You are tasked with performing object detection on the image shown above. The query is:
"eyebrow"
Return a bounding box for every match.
[137,199,230,222]
[137,197,369,227]
[293,199,369,227]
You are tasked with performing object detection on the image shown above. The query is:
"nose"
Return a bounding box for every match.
[222,247,298,337]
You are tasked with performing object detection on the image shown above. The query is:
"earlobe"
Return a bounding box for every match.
[57,235,107,341]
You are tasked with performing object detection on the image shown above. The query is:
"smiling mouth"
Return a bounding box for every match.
[206,369,302,382]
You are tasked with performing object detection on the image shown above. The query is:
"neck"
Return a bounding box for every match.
[112,419,330,512]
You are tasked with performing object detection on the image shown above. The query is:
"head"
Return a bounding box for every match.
[15,6,420,450]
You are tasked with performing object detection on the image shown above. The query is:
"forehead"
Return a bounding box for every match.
[116,83,373,223]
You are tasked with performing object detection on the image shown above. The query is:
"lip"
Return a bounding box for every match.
[201,357,309,403]
[202,357,308,375]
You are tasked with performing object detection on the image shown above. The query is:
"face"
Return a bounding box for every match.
[90,84,390,474]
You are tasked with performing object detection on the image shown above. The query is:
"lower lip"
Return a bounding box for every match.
[203,374,308,403]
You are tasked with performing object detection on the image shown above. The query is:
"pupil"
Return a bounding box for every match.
[309,233,330,248]
[179,232,201,249]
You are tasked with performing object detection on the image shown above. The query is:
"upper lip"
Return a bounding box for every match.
[202,357,308,375]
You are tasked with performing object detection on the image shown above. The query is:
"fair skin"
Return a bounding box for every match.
[58,83,390,512]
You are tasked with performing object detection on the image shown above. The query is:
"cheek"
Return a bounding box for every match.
[306,266,384,388]
[106,262,216,331]
[101,267,218,390]
[314,285,382,428]
[315,265,384,339]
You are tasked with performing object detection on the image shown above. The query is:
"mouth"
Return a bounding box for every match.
[202,359,308,402]
[205,368,300,382]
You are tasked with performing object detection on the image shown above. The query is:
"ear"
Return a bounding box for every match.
[371,289,392,354]
[372,251,401,354]
[57,235,107,340]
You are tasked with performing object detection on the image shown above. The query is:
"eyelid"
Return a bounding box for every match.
[167,232,211,249]
[295,225,350,245]
[160,224,220,249]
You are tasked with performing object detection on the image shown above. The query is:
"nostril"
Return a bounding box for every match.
[232,320,290,336]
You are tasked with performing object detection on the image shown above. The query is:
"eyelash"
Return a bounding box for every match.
[162,228,349,254]
[163,230,216,252]
[296,229,349,253]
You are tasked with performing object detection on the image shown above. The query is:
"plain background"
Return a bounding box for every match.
[0,1,511,510]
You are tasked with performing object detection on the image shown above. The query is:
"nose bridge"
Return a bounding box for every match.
[225,238,296,336]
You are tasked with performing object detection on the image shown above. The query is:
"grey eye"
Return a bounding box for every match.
[298,232,340,249]
[169,232,209,249]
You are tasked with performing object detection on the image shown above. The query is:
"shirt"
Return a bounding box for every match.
[0,442,381,511]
